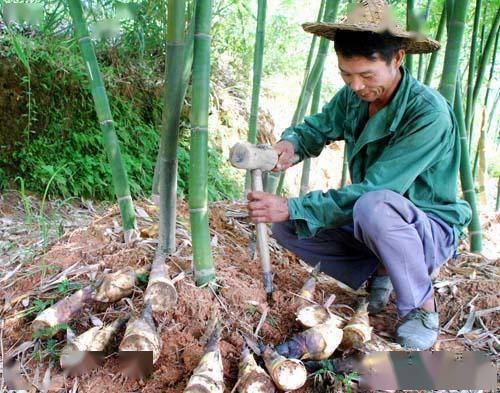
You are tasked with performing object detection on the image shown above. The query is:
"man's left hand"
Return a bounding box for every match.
[247,191,290,223]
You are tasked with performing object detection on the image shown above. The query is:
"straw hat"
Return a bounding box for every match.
[302,0,440,54]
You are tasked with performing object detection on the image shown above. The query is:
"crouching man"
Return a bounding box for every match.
[247,0,471,350]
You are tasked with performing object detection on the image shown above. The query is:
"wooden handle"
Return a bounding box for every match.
[251,169,273,295]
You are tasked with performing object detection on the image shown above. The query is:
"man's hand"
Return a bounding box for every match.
[272,140,296,172]
[247,191,290,223]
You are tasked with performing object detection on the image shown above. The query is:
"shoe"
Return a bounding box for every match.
[367,275,393,314]
[395,298,439,350]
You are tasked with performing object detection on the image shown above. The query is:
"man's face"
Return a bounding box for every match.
[337,51,404,103]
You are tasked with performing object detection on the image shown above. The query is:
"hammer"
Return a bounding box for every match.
[229,142,299,301]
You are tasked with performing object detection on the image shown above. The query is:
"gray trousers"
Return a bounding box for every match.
[272,190,455,317]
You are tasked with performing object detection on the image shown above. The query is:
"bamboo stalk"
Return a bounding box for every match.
[454,80,483,252]
[156,0,187,255]
[276,0,340,195]
[438,0,470,104]
[189,0,216,286]
[406,0,417,74]
[67,0,137,242]
[464,0,483,139]
[152,3,196,201]
[299,69,323,197]
[292,0,325,126]
[244,0,268,194]
[417,0,433,81]
[467,6,500,144]
[424,3,446,86]
[496,177,500,211]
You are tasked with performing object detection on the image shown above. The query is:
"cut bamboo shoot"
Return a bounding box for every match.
[261,345,307,391]
[236,346,275,393]
[184,323,224,393]
[143,255,177,313]
[60,316,128,368]
[340,298,372,350]
[31,286,94,334]
[276,318,343,360]
[119,301,162,364]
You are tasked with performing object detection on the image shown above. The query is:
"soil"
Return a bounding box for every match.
[1,195,499,392]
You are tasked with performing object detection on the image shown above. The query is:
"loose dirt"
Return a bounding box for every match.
[1,196,498,392]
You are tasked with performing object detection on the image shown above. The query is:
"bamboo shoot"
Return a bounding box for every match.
[184,323,224,393]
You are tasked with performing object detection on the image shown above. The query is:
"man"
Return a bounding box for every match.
[247,0,472,350]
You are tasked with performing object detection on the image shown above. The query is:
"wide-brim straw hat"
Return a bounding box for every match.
[302,0,440,54]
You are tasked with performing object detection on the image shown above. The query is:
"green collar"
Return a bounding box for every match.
[350,66,412,158]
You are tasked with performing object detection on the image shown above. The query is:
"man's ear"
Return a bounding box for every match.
[395,49,406,68]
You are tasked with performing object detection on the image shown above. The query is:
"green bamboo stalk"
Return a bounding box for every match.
[152,3,196,200]
[340,145,349,187]
[406,0,417,74]
[454,80,482,252]
[424,3,446,86]
[67,0,137,241]
[156,0,187,256]
[276,0,341,195]
[472,32,499,180]
[445,0,454,29]
[417,0,433,81]
[299,69,323,197]
[189,0,215,286]
[466,6,500,143]
[438,0,470,104]
[496,177,500,211]
[244,0,267,193]
[292,0,325,126]
[464,0,483,139]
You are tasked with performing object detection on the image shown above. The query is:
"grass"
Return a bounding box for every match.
[1,34,241,204]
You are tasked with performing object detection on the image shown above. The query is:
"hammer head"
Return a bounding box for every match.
[229,142,278,171]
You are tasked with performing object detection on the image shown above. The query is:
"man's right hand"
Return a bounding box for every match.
[273,140,296,172]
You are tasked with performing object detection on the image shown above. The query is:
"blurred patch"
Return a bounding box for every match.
[115,2,140,21]
[2,3,43,26]
[359,351,496,390]
[90,19,121,40]
[60,351,105,376]
[3,356,30,390]
[118,351,154,380]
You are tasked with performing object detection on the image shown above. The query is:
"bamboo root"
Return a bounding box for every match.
[31,286,94,335]
[276,318,343,360]
[236,346,275,393]
[261,345,307,391]
[340,298,372,350]
[184,323,224,393]
[60,316,129,368]
[119,301,162,364]
[143,256,177,313]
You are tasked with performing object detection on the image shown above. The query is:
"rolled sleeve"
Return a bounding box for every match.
[288,110,453,238]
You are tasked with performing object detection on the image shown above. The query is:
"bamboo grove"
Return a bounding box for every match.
[62,0,500,283]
